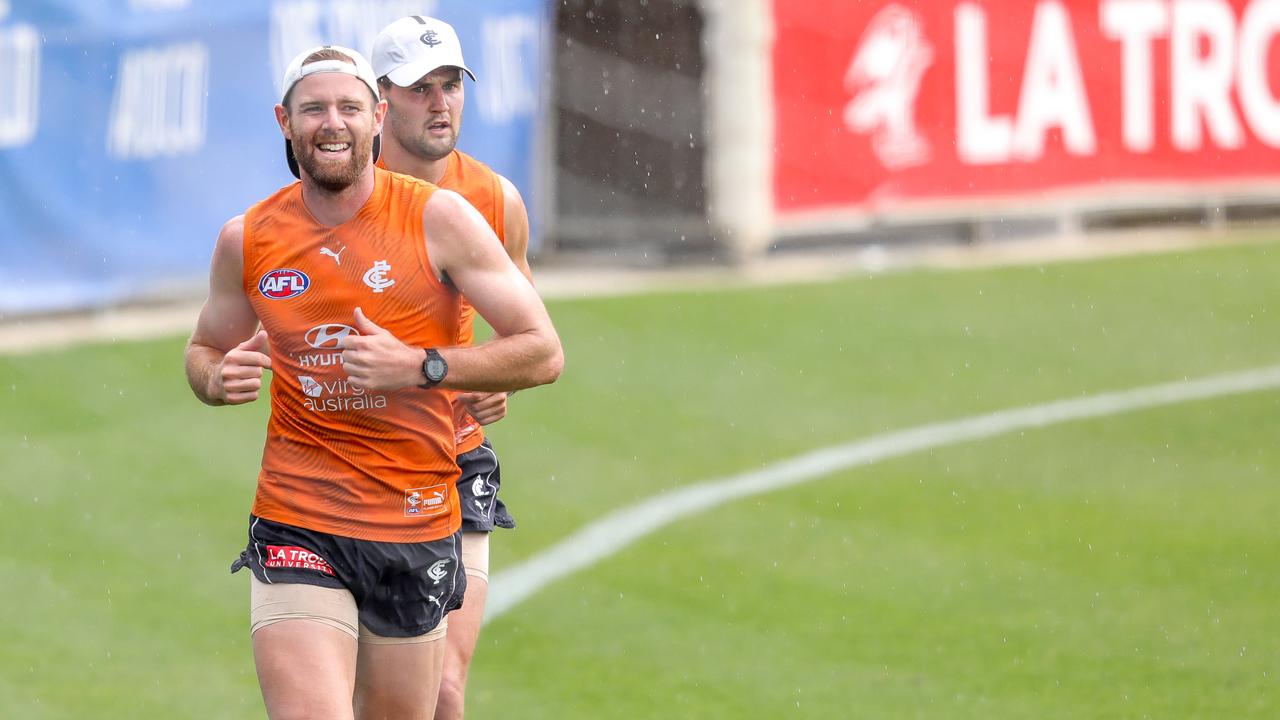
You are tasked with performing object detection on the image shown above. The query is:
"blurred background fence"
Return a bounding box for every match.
[4,0,1280,315]
[0,0,547,314]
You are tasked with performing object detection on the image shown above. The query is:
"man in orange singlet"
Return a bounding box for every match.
[183,45,562,720]
[370,16,533,719]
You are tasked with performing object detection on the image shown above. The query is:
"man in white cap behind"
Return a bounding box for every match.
[372,16,538,720]
[184,43,561,719]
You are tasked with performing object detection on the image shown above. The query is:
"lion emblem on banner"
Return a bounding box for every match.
[844,4,934,169]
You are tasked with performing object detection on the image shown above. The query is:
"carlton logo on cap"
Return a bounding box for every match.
[372,15,477,87]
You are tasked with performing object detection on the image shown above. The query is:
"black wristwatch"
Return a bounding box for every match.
[419,348,448,388]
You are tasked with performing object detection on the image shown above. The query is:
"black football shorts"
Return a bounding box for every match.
[231,514,467,638]
[456,439,515,533]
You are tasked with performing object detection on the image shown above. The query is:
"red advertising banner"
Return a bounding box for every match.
[773,0,1280,216]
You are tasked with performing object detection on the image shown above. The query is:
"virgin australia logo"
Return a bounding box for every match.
[299,375,323,398]
[844,4,934,169]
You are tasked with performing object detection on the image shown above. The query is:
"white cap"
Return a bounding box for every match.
[372,15,476,87]
[280,44,380,104]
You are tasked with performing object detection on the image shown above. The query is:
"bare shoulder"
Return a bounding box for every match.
[221,213,245,235]
[423,186,469,217]
[423,189,502,275]
[213,214,246,264]
[423,187,491,236]
[495,175,531,276]
[498,174,527,209]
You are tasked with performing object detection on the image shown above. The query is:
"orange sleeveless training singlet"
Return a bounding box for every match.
[243,167,462,543]
[378,150,506,454]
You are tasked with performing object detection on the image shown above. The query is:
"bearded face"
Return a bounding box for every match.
[290,117,375,192]
[280,71,382,192]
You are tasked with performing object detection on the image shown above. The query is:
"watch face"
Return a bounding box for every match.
[426,358,446,381]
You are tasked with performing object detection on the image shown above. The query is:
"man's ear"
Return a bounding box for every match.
[372,98,388,135]
[274,103,292,139]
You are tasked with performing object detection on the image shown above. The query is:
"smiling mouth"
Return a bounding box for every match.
[317,142,351,153]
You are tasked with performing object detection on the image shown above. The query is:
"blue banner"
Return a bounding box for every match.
[0,0,547,314]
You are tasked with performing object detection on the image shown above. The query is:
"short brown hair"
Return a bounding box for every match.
[303,47,356,66]
[284,48,372,109]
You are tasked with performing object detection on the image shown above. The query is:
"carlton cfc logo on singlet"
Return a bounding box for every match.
[258,269,311,299]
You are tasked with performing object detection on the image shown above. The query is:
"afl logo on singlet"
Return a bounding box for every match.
[258,269,310,299]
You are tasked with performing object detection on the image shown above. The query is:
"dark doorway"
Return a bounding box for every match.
[551,0,713,261]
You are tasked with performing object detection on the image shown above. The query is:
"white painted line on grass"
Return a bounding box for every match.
[485,364,1280,624]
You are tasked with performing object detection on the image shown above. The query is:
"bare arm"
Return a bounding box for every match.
[341,189,561,393]
[499,174,533,283]
[457,175,536,423]
[184,216,271,406]
[429,189,559,391]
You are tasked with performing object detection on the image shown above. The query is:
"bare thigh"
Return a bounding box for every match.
[250,577,360,720]
[446,531,491,675]
[354,625,448,720]
[434,531,491,719]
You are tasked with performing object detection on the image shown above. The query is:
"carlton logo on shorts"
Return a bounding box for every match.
[263,545,335,575]
[258,268,311,299]
[404,484,449,518]
[427,559,450,583]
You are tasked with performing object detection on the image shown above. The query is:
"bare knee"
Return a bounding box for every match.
[434,669,467,720]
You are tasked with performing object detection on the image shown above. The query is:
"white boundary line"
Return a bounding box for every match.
[485,365,1280,623]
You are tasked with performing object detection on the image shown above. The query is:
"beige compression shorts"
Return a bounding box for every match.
[460,531,490,583]
[250,575,449,645]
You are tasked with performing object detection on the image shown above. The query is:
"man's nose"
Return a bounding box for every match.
[426,87,449,111]
[321,106,345,128]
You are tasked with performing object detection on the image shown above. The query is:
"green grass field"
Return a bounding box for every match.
[3,240,1279,718]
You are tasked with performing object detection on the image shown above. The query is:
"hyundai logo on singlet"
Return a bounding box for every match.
[258,269,310,299]
[305,323,359,349]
